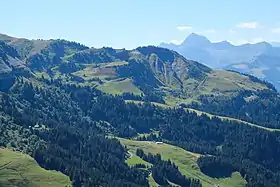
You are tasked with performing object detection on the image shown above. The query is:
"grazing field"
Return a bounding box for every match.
[205,70,267,93]
[73,65,116,80]
[168,70,269,101]
[119,138,246,187]
[98,78,142,95]
[0,148,71,187]
[102,61,128,67]
[72,61,128,81]
[125,152,152,167]
[70,62,143,95]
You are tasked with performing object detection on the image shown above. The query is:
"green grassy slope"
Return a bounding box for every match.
[125,152,152,167]
[204,70,267,93]
[71,62,142,95]
[0,148,72,187]
[165,69,270,106]
[148,175,160,187]
[2,35,274,107]
[119,138,246,187]
[98,78,142,95]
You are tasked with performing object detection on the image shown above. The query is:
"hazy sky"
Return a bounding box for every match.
[1,0,280,49]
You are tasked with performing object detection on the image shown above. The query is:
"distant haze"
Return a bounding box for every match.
[160,33,280,91]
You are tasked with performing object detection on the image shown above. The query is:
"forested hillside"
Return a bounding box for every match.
[1,34,280,187]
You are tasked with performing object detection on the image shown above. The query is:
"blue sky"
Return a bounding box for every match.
[1,0,280,49]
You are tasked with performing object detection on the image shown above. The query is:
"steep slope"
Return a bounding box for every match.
[60,45,270,97]
[0,34,88,72]
[160,33,280,90]
[0,33,16,42]
[0,79,150,187]
[68,46,280,129]
[0,36,89,93]
[0,41,23,74]
[0,148,71,187]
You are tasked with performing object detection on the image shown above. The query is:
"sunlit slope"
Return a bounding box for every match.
[119,138,246,187]
[0,148,71,187]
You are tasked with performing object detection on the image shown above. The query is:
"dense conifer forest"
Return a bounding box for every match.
[1,77,280,186]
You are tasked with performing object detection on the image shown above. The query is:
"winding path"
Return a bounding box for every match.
[128,151,133,159]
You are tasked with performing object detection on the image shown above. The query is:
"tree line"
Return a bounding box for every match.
[136,148,202,187]
[1,77,280,186]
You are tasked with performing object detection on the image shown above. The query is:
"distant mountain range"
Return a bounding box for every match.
[271,42,280,47]
[160,33,280,90]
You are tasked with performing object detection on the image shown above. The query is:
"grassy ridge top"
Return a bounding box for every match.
[0,148,71,187]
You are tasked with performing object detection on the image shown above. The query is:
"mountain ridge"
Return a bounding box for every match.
[162,32,273,48]
[0,33,275,95]
[0,33,278,129]
[1,32,280,187]
[159,33,280,90]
